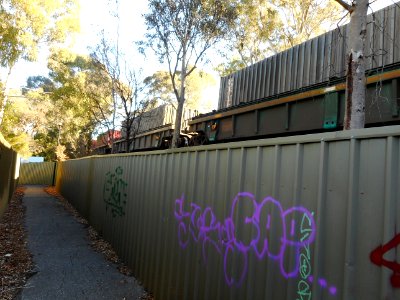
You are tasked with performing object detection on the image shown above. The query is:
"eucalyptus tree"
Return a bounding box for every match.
[216,0,281,75]
[0,0,80,124]
[8,49,113,160]
[272,0,343,51]
[91,34,156,153]
[144,69,216,111]
[142,0,237,148]
[217,0,343,76]
[0,91,35,157]
[335,0,369,129]
[47,48,115,158]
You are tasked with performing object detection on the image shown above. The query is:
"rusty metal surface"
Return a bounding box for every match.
[219,3,400,109]
[56,125,400,299]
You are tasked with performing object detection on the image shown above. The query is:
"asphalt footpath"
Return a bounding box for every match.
[16,185,146,300]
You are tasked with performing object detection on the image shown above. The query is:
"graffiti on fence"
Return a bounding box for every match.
[370,234,400,288]
[103,166,127,217]
[175,192,315,286]
[296,212,314,300]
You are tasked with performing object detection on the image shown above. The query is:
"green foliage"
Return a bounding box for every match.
[272,0,343,51]
[3,132,31,157]
[144,68,216,110]
[0,48,114,160]
[0,0,80,135]
[32,131,58,161]
[45,48,113,158]
[0,93,35,157]
[143,0,238,147]
[0,0,80,68]
[91,31,159,152]
[217,0,344,76]
[144,71,172,105]
[226,0,281,68]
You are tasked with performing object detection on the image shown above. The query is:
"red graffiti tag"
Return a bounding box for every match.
[370,234,400,288]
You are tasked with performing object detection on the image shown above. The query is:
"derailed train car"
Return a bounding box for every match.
[188,3,400,144]
[94,104,199,154]
[95,3,400,154]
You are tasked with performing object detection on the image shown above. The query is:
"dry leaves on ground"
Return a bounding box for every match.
[0,187,34,300]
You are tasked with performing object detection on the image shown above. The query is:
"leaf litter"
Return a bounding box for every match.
[0,187,34,300]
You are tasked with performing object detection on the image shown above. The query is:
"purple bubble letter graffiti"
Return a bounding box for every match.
[173,192,317,287]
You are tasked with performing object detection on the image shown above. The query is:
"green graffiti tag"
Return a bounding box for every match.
[103,166,127,217]
[297,212,314,300]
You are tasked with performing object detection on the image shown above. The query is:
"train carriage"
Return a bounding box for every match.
[189,3,400,144]
[94,2,400,154]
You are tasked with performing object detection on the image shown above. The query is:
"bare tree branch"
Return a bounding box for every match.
[335,0,354,12]
[143,0,237,148]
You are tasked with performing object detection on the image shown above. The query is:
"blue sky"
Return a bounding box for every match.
[5,0,155,89]
[3,0,398,91]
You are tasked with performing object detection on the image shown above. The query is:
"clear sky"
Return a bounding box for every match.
[5,0,156,89]
[3,0,398,90]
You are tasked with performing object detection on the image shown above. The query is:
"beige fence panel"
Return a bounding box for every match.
[0,133,19,218]
[19,162,56,185]
[56,158,93,218]
[56,125,400,300]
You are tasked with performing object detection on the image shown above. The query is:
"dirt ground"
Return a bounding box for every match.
[0,186,153,300]
[0,187,33,300]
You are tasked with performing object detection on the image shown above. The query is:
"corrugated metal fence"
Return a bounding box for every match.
[0,133,19,218]
[56,126,400,300]
[19,162,57,185]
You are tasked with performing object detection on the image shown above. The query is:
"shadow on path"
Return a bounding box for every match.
[17,185,146,300]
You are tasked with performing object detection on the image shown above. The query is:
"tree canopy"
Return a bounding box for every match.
[1,48,114,160]
[217,0,344,76]
[0,0,363,158]
[91,28,157,153]
[0,0,80,127]
[144,69,216,111]
[0,0,80,69]
[143,0,237,147]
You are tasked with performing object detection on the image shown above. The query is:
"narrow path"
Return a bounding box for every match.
[17,186,146,300]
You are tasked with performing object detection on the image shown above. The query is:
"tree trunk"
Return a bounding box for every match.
[171,52,187,149]
[172,100,184,149]
[0,95,8,126]
[126,127,130,152]
[343,0,368,130]
[0,67,13,126]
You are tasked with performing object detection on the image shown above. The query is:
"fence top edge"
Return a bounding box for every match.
[65,125,400,162]
[0,132,12,149]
